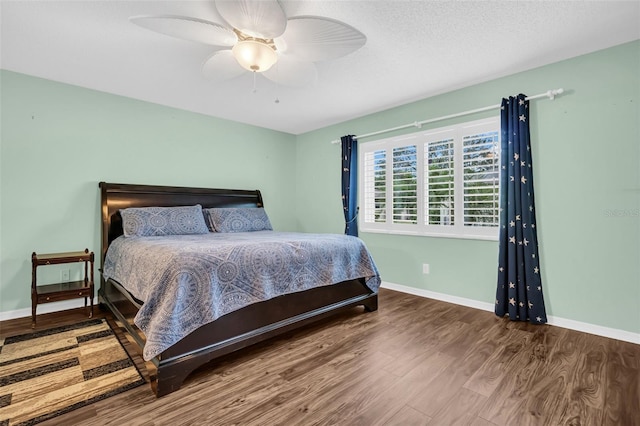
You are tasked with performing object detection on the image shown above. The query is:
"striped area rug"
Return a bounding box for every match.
[0,318,145,425]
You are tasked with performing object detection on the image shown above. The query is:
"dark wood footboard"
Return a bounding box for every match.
[100,277,377,397]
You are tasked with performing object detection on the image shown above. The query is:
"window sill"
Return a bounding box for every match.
[360,227,499,242]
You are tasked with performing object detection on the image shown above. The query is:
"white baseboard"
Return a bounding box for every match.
[0,299,86,322]
[382,281,496,312]
[381,281,640,345]
[5,283,638,345]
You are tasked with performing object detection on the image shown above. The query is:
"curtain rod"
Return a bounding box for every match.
[330,88,564,144]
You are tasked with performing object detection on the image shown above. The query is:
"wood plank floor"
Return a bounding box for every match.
[1,288,638,425]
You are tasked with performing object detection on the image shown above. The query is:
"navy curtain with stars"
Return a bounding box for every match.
[495,94,547,324]
[341,135,358,236]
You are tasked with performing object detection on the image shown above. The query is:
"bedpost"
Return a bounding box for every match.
[256,189,264,208]
[98,182,109,271]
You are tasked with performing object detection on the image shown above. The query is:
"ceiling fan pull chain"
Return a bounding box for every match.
[252,71,257,93]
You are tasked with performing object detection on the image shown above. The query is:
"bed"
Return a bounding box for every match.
[98,182,379,397]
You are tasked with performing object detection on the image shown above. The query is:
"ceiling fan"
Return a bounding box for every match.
[130,0,367,88]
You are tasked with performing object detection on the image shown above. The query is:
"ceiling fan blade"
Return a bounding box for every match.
[202,50,246,81]
[130,15,237,47]
[262,55,318,88]
[275,16,366,62]
[214,0,286,39]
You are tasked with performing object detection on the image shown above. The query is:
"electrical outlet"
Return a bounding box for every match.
[61,269,70,282]
[422,263,430,274]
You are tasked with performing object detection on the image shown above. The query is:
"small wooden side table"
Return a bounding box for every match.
[31,249,94,328]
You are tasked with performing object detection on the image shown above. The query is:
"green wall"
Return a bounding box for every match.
[2,41,639,336]
[295,40,640,334]
[0,70,297,313]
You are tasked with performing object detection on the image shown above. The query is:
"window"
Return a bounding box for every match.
[359,117,500,240]
[363,150,386,223]
[392,145,417,224]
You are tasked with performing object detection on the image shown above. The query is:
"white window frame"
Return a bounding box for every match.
[359,117,500,241]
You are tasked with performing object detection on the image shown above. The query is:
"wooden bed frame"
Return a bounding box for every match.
[98,182,378,397]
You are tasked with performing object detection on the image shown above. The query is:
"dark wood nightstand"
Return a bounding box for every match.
[31,249,94,328]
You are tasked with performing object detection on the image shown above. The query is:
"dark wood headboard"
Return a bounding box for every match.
[99,182,263,266]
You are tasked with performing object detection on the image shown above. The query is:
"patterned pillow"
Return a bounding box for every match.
[121,205,210,237]
[204,207,273,233]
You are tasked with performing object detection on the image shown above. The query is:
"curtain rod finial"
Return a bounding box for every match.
[547,88,564,100]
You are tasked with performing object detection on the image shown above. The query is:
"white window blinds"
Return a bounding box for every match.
[359,117,500,240]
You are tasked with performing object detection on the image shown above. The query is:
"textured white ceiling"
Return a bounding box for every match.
[1,1,639,134]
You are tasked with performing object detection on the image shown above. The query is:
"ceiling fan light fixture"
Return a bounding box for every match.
[232,40,277,72]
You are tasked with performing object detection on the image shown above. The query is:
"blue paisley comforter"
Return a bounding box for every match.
[103,231,380,360]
